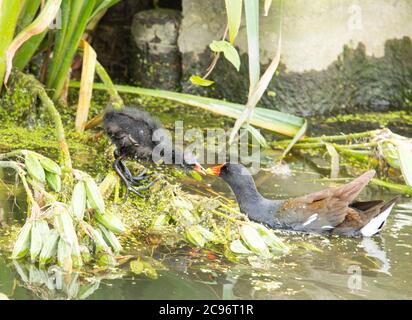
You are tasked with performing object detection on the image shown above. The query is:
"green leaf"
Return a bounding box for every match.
[71,181,87,221]
[47,0,96,100]
[254,224,289,253]
[280,120,307,160]
[224,0,243,43]
[0,0,21,89]
[151,214,170,230]
[25,153,46,183]
[379,141,400,169]
[12,222,32,260]
[45,171,62,192]
[230,239,252,254]
[243,124,268,148]
[209,40,240,71]
[95,211,126,234]
[39,230,59,265]
[190,170,203,181]
[17,0,42,32]
[239,224,270,257]
[39,156,62,175]
[185,226,206,247]
[244,0,260,92]
[325,143,340,179]
[189,75,215,87]
[30,221,44,261]
[84,176,105,214]
[197,226,217,242]
[264,0,273,16]
[13,0,45,70]
[4,0,62,85]
[97,224,122,252]
[229,33,283,144]
[90,0,121,21]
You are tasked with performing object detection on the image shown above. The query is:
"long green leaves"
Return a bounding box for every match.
[90,0,121,22]
[0,0,21,91]
[325,142,340,178]
[280,119,307,160]
[264,0,273,16]
[225,0,242,44]
[17,0,42,32]
[4,0,62,86]
[69,81,304,137]
[13,0,44,70]
[229,0,283,144]
[45,0,120,101]
[244,0,260,93]
[47,0,96,100]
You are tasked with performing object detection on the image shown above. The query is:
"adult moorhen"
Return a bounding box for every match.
[104,107,205,200]
[208,163,399,237]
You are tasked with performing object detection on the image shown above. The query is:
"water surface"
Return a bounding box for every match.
[1,150,411,300]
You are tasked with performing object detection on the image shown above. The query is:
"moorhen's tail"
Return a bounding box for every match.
[356,196,399,236]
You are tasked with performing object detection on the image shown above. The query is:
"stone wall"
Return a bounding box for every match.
[178,0,412,115]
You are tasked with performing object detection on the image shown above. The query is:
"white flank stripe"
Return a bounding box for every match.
[302,214,318,226]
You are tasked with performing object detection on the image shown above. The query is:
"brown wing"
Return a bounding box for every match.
[275,170,376,232]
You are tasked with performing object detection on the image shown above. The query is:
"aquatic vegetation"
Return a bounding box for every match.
[0,0,120,100]
[0,150,126,272]
[11,260,119,300]
[322,111,412,126]
[274,128,412,195]
[0,145,291,279]
[115,179,290,263]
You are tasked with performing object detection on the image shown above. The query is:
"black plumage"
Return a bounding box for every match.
[104,107,204,201]
[104,107,163,161]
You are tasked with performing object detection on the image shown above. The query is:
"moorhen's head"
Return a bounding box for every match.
[207,163,252,184]
[207,163,263,213]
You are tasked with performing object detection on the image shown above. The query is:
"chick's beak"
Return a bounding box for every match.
[205,164,225,176]
[193,162,207,175]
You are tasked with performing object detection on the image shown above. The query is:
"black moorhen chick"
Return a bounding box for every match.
[104,107,205,200]
[208,163,399,237]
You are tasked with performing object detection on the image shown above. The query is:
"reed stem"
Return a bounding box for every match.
[95,60,124,110]
[37,88,72,173]
[274,129,382,146]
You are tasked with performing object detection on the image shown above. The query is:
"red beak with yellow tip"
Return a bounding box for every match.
[193,162,207,175]
[205,163,226,176]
